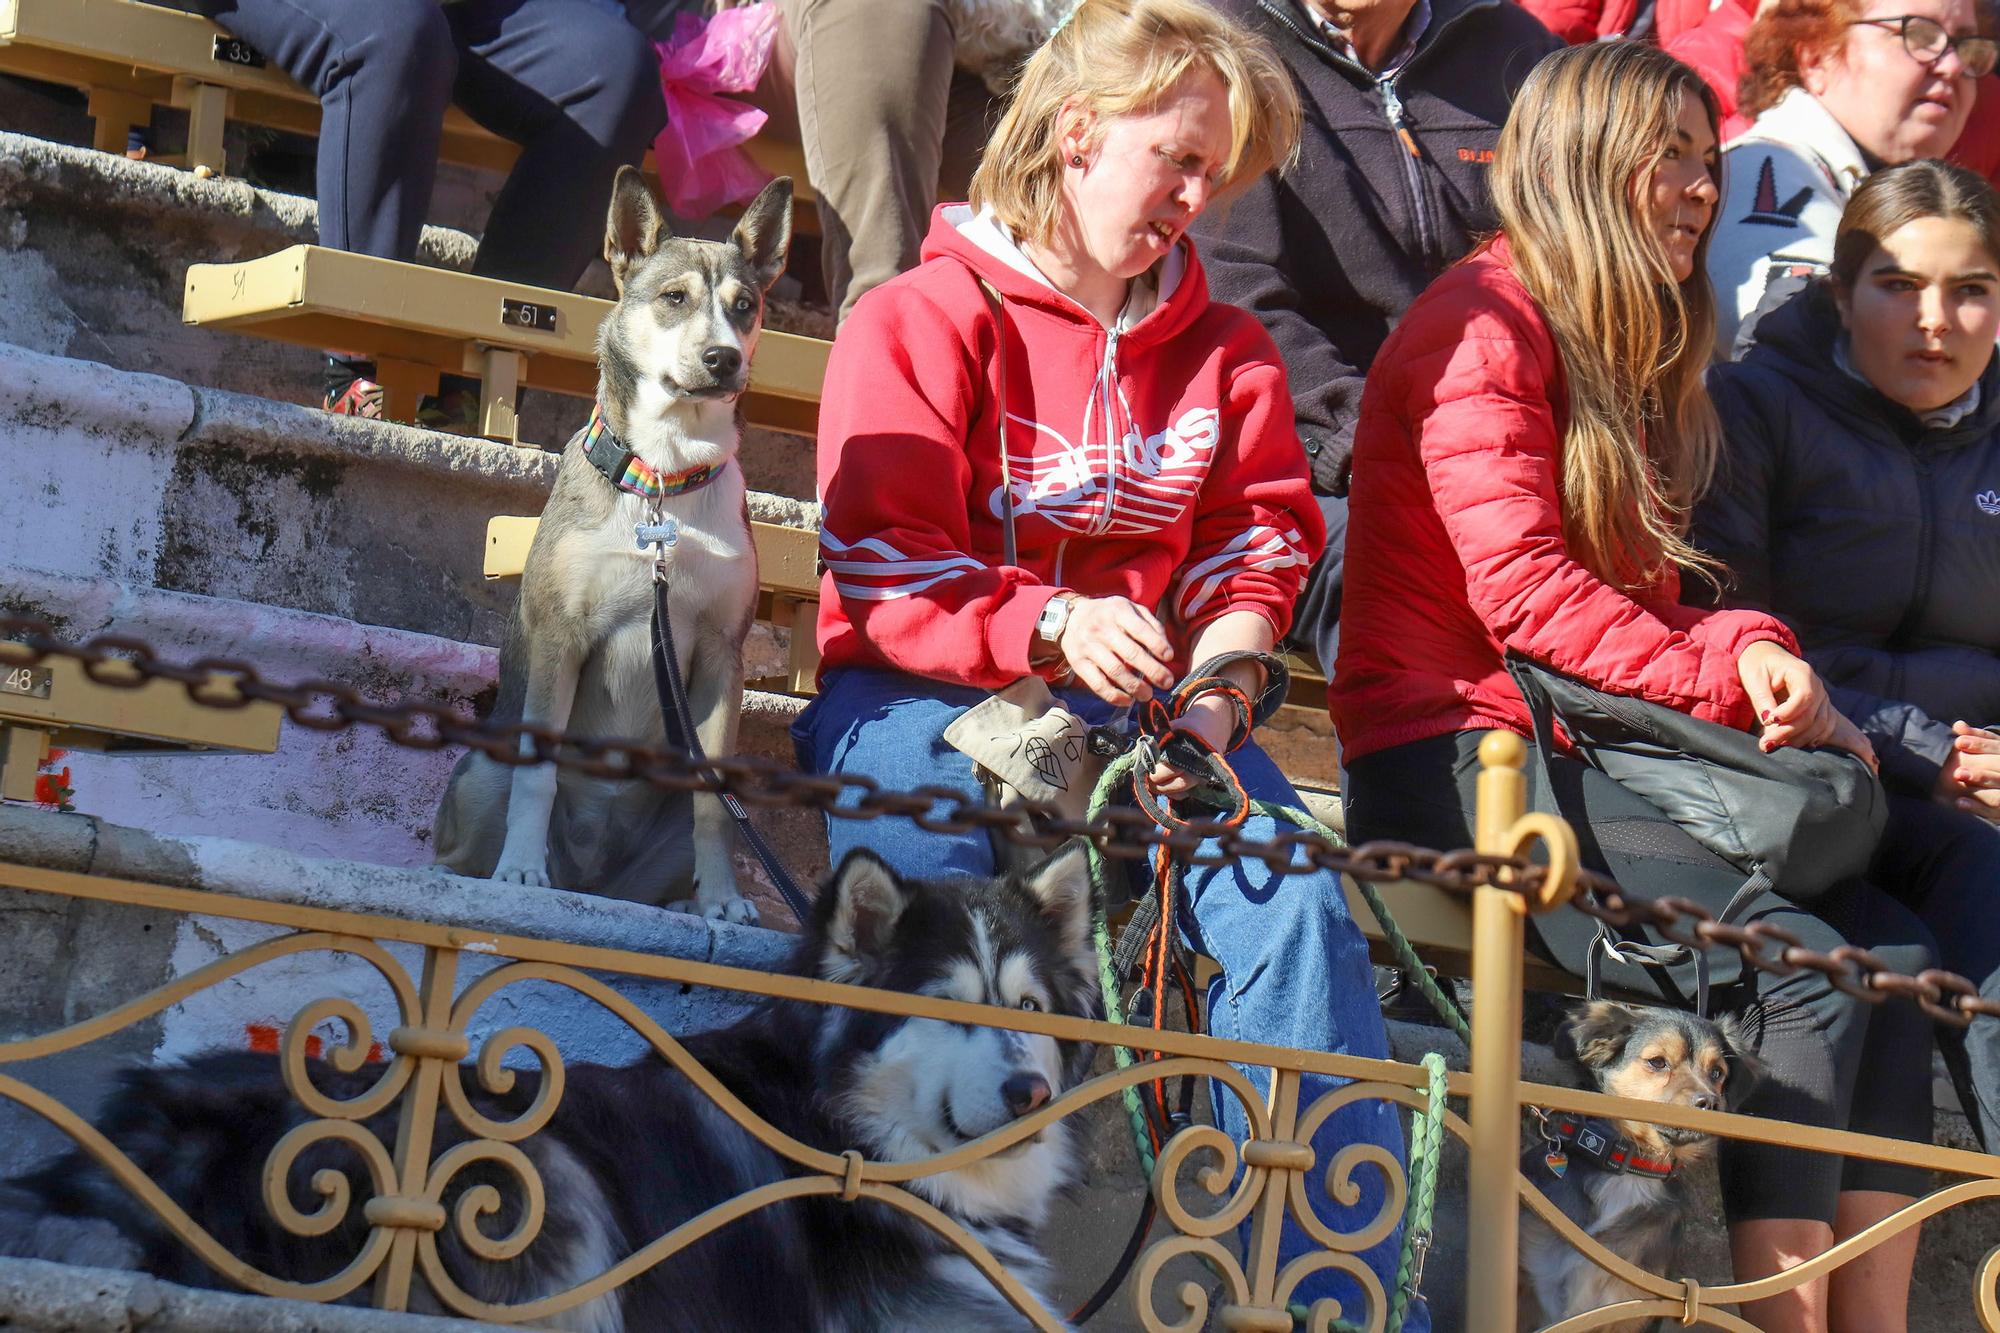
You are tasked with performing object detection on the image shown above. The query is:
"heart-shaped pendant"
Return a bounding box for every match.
[1545,1149,1569,1179]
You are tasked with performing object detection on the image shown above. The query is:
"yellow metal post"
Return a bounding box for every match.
[1468,730,1531,1333]
[372,944,460,1310]
[85,88,152,156]
[171,77,228,174]
[0,726,48,803]
[472,345,523,445]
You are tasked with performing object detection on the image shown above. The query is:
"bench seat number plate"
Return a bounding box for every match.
[502,298,558,333]
[2,667,51,700]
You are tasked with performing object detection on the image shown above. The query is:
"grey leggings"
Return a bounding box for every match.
[194,0,666,290]
[1345,730,1938,1224]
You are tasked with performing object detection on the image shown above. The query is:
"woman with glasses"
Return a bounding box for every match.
[1706,0,1996,353]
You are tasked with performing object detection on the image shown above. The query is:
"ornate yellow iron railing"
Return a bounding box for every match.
[0,736,1994,1331]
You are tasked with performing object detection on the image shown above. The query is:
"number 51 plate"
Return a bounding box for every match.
[1,666,52,700]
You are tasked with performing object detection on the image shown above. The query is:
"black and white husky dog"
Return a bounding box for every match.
[0,847,1103,1330]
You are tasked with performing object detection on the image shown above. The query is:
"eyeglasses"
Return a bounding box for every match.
[1849,15,2000,79]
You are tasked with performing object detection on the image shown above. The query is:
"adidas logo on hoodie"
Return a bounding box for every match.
[1979,490,2000,516]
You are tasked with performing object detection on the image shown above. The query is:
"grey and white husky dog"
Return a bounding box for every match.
[0,847,1103,1331]
[433,167,791,924]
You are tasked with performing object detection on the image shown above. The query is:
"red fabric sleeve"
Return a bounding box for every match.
[1168,353,1325,643]
[814,283,1059,688]
[1514,0,1595,44]
[1406,289,1793,730]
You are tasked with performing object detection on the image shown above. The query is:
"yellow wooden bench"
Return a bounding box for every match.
[0,647,282,802]
[0,0,819,227]
[183,245,828,444]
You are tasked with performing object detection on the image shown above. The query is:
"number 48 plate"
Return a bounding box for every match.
[1,666,51,700]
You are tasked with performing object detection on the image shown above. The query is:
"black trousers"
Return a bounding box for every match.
[1346,730,1939,1224]
[194,0,667,290]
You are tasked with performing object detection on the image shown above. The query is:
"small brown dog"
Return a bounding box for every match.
[1519,1001,1763,1332]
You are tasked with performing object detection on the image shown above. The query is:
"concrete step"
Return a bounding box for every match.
[0,802,789,1177]
[0,341,817,651]
[0,566,822,896]
[0,129,825,492]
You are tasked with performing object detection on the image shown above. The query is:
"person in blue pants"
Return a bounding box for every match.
[793,2,1420,1319]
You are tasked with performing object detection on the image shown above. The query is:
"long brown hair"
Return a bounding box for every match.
[1490,41,1725,591]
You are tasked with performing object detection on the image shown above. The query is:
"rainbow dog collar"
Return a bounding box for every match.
[582,402,724,502]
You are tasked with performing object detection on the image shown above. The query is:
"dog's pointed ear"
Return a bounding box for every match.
[1554,1001,1643,1072]
[1020,841,1093,961]
[1714,1015,1767,1109]
[605,166,671,294]
[731,177,793,292]
[816,849,910,982]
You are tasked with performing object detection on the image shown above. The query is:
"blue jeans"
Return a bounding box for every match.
[794,667,1422,1325]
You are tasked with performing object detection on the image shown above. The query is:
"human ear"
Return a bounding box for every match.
[1057,98,1098,167]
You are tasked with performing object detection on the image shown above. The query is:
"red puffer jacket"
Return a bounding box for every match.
[1516,0,1636,44]
[1330,236,1796,764]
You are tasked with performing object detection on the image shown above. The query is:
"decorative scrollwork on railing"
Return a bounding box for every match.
[1285,1080,1412,1259]
[1133,1233,1247,1333]
[1976,1241,2000,1332]
[261,1118,398,1239]
[422,1138,547,1263]
[1273,1252,1386,1333]
[438,1025,565,1145]
[8,853,2000,1333]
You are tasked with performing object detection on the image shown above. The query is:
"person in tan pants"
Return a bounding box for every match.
[771,0,1007,321]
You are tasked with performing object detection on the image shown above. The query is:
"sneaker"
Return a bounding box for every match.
[322,376,384,419]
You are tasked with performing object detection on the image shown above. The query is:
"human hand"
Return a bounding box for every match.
[1823,709,1879,775]
[1736,640,1838,751]
[1058,596,1176,707]
[1935,721,2000,823]
[1145,697,1234,798]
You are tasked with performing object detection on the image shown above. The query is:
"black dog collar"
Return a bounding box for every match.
[1542,1114,1679,1180]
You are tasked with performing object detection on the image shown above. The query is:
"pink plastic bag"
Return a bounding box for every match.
[652,3,781,219]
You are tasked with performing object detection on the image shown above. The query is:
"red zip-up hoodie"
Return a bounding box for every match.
[813,206,1324,688]
[1332,237,1794,763]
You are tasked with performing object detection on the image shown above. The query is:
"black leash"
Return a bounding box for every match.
[647,554,812,924]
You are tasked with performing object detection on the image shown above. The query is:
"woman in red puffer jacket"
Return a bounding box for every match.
[1336,41,1937,1329]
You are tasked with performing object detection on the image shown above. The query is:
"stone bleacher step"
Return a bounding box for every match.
[0,565,824,901]
[0,340,817,652]
[0,801,791,1177]
[0,131,825,488]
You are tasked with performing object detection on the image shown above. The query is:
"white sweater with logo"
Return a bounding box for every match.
[1706,88,1870,358]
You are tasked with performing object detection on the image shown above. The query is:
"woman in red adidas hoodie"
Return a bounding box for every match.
[793,2,1423,1322]
[1337,42,1936,1327]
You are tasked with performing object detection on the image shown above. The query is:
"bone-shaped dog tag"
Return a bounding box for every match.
[635,517,680,551]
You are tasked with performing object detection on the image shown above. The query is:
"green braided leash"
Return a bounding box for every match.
[1082,758,1458,1330]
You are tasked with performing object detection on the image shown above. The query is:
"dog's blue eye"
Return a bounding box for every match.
[734,297,754,314]
[1018,996,1041,1012]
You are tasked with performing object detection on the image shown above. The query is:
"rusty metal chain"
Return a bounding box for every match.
[6,615,1997,1028]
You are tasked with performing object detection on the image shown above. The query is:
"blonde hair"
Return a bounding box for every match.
[969,0,1301,248]
[1490,41,1725,592]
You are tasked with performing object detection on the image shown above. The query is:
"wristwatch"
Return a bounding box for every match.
[1034,593,1079,659]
